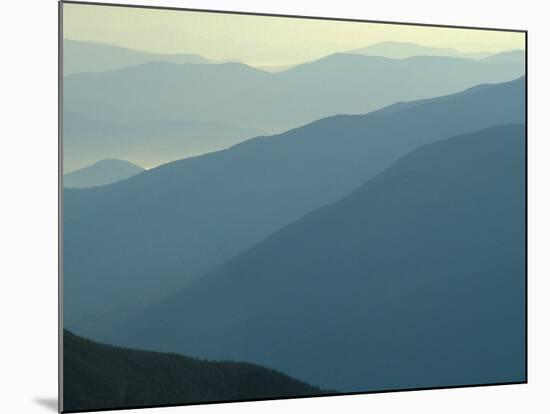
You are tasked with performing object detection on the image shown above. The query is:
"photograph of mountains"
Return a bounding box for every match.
[61,2,526,412]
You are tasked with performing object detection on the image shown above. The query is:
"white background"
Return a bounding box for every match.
[0,0,548,413]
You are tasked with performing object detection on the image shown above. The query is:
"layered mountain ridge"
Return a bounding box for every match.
[107,124,526,392]
[63,77,525,333]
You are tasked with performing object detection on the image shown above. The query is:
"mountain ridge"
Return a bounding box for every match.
[63,39,209,75]
[348,41,492,59]
[64,52,524,131]
[108,124,526,392]
[63,78,525,336]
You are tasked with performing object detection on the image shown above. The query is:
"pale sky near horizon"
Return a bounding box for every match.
[63,3,525,67]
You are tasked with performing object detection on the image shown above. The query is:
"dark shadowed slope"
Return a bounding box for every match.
[63,78,525,330]
[63,330,324,412]
[63,159,145,188]
[110,124,526,393]
[64,53,524,131]
[63,39,208,75]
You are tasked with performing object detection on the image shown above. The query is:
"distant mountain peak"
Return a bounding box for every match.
[70,158,142,169]
[349,41,491,59]
[63,39,209,75]
[63,158,145,188]
[481,49,525,63]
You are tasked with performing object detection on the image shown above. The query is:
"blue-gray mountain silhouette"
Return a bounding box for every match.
[63,39,208,75]
[63,159,145,188]
[63,78,525,333]
[348,41,491,59]
[63,110,263,172]
[64,53,524,131]
[108,124,526,392]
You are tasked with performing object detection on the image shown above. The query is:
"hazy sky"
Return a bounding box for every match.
[63,3,525,67]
